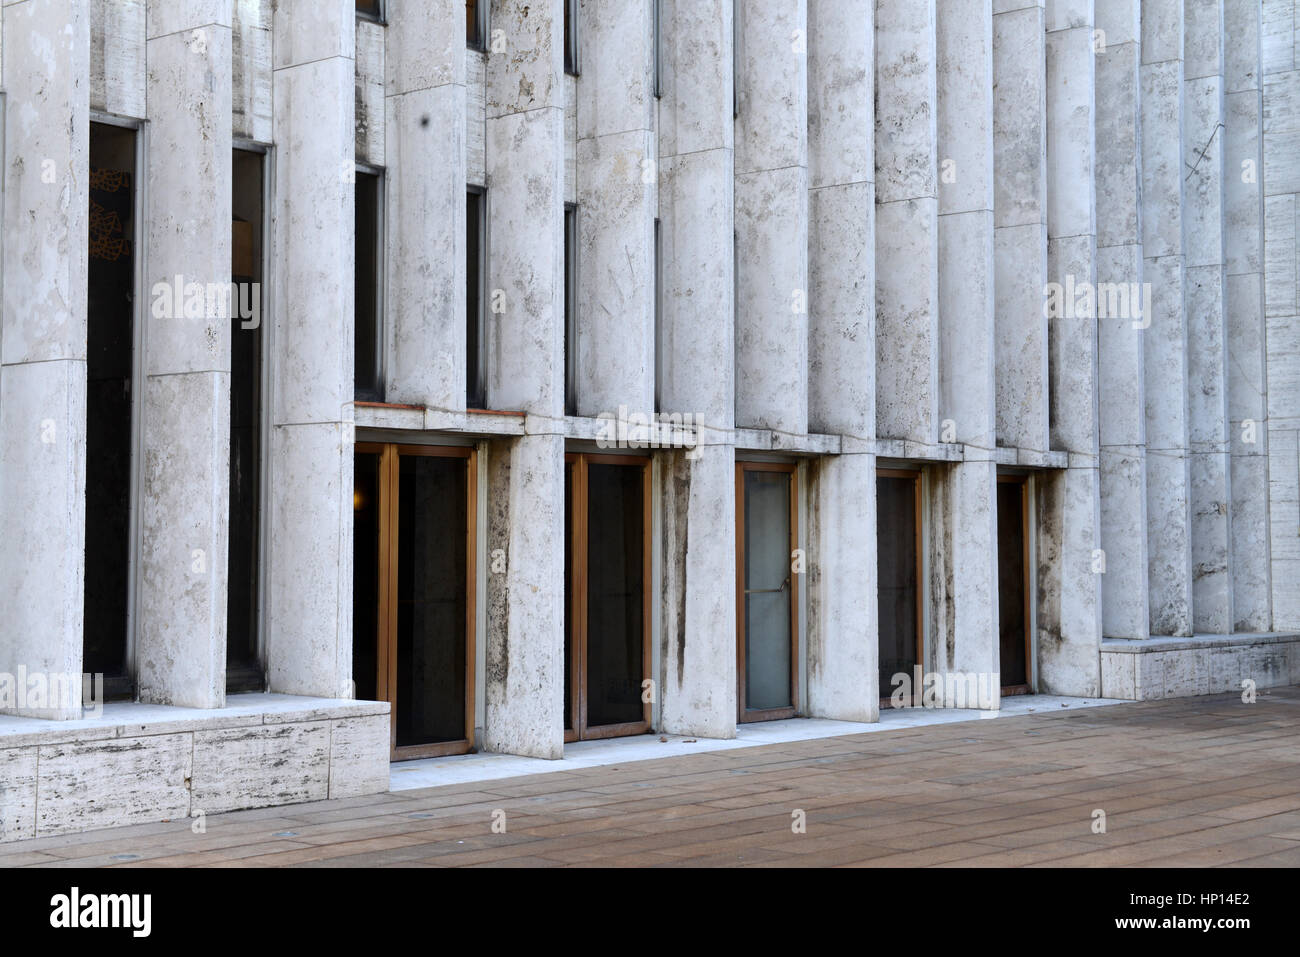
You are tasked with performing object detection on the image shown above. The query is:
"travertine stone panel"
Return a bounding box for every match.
[328,713,391,797]
[994,1,1049,452]
[930,460,999,709]
[875,0,938,443]
[0,0,90,719]
[232,0,272,141]
[90,0,144,118]
[575,0,655,418]
[137,6,233,708]
[1037,464,1104,696]
[659,445,738,737]
[267,0,355,699]
[385,0,466,410]
[806,452,877,722]
[355,18,385,166]
[483,433,565,758]
[0,748,36,841]
[191,722,330,813]
[36,733,193,835]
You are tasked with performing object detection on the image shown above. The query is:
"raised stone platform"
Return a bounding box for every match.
[1100,633,1300,700]
[0,694,389,843]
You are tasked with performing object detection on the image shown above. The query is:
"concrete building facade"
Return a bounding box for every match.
[0,0,1298,841]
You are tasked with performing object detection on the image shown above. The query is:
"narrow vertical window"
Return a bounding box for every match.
[733,0,742,117]
[467,0,487,48]
[86,121,137,698]
[228,148,265,691]
[467,186,486,409]
[564,0,580,75]
[653,0,663,98]
[654,217,663,413]
[564,203,579,417]
[355,0,382,18]
[354,168,384,401]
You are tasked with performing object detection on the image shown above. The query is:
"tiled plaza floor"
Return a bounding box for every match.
[3,688,1298,868]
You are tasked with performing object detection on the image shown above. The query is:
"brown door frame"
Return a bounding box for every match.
[564,451,653,742]
[356,441,477,761]
[997,472,1033,696]
[876,466,924,709]
[735,460,800,723]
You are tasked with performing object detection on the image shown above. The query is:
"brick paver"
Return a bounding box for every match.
[4,688,1299,868]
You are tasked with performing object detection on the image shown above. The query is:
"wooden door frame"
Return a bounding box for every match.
[997,472,1033,696]
[735,460,800,723]
[356,441,477,761]
[564,452,653,742]
[876,467,924,709]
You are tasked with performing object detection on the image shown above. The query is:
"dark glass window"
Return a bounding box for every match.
[741,469,794,714]
[467,0,486,48]
[564,204,578,416]
[356,0,382,18]
[467,187,486,408]
[85,122,137,698]
[354,169,383,401]
[228,148,265,691]
[564,0,580,75]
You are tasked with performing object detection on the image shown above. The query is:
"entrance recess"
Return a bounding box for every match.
[354,443,477,759]
[564,453,652,742]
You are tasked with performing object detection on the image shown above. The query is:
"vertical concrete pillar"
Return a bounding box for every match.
[1184,0,1233,634]
[806,0,876,722]
[1040,0,1103,694]
[994,0,1049,455]
[0,0,89,718]
[874,0,938,443]
[135,0,232,708]
[657,0,737,738]
[481,0,566,757]
[1095,0,1150,639]
[1225,0,1272,631]
[575,0,655,417]
[936,0,998,705]
[734,0,807,435]
[384,0,466,411]
[1141,0,1194,636]
[266,0,355,698]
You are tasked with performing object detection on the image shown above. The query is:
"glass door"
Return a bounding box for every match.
[354,443,477,759]
[565,453,651,741]
[997,474,1031,694]
[736,462,799,722]
[877,469,922,707]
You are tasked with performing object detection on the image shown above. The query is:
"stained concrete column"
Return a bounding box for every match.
[734,0,807,435]
[1095,0,1150,639]
[1040,0,1102,694]
[266,0,356,698]
[1225,0,1272,631]
[935,0,998,706]
[1141,0,1194,636]
[134,1,232,708]
[994,0,1049,455]
[481,0,566,758]
[575,0,655,417]
[806,0,876,722]
[874,0,938,444]
[0,0,89,718]
[384,0,466,411]
[1184,0,1233,633]
[657,0,737,739]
